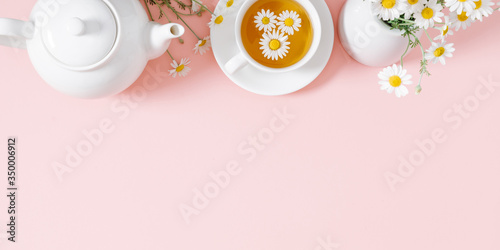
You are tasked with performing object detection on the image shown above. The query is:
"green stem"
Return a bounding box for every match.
[175,12,200,17]
[174,0,191,8]
[400,36,411,68]
[144,0,154,21]
[169,0,199,16]
[151,0,172,23]
[424,29,433,43]
[397,18,415,23]
[411,34,427,86]
[396,22,416,26]
[165,2,201,40]
[191,0,215,15]
[417,69,425,87]
[167,50,175,61]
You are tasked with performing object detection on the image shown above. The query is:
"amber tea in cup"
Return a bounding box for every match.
[240,0,314,69]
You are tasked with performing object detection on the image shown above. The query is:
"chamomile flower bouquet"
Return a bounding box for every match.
[143,0,239,78]
[371,0,500,97]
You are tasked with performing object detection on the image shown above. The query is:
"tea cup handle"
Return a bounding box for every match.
[224,53,248,75]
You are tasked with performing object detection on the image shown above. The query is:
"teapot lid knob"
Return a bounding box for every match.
[66,17,85,36]
[39,0,117,68]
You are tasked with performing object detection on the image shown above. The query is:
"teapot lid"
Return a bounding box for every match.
[40,0,117,68]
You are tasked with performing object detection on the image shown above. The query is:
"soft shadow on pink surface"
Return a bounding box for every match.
[2,0,500,250]
[298,0,346,94]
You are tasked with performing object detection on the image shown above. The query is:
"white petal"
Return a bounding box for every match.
[399,85,409,97]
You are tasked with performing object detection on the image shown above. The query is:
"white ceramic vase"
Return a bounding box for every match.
[338,0,423,67]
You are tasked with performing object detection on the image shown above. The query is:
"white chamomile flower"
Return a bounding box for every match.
[191,0,202,13]
[414,0,444,29]
[425,42,455,65]
[470,0,495,21]
[169,58,191,78]
[193,36,211,55]
[404,0,425,19]
[449,11,474,30]
[259,30,290,61]
[208,9,225,29]
[277,10,302,35]
[445,0,475,15]
[378,64,412,98]
[434,16,454,42]
[371,0,407,21]
[254,9,278,33]
[220,0,242,10]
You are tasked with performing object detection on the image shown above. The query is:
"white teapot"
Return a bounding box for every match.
[0,0,184,98]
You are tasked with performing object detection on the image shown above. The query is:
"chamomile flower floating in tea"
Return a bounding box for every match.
[449,11,474,30]
[425,42,455,65]
[193,36,211,55]
[370,0,407,21]
[241,0,312,68]
[445,0,476,14]
[259,30,291,60]
[414,0,444,29]
[470,0,495,21]
[169,58,191,78]
[253,8,303,60]
[378,64,413,98]
[277,10,302,35]
[254,9,278,33]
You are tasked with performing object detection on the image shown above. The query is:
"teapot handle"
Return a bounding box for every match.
[0,18,33,50]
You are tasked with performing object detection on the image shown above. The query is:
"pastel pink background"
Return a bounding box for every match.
[1,0,500,249]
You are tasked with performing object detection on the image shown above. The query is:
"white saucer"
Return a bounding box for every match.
[211,0,335,96]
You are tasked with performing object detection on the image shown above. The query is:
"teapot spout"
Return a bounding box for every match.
[146,23,185,60]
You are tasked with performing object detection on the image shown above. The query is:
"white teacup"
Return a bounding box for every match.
[225,0,322,75]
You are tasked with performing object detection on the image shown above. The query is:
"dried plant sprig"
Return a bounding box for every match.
[142,0,215,78]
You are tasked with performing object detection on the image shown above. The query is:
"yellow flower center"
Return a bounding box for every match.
[199,40,207,46]
[407,0,419,5]
[389,76,402,87]
[457,12,468,21]
[434,47,445,57]
[382,0,396,9]
[269,39,281,50]
[474,0,482,9]
[421,7,434,19]
[226,0,234,7]
[442,25,449,36]
[284,18,294,27]
[458,0,467,2]
[176,64,185,72]
[262,17,270,25]
[214,15,223,24]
